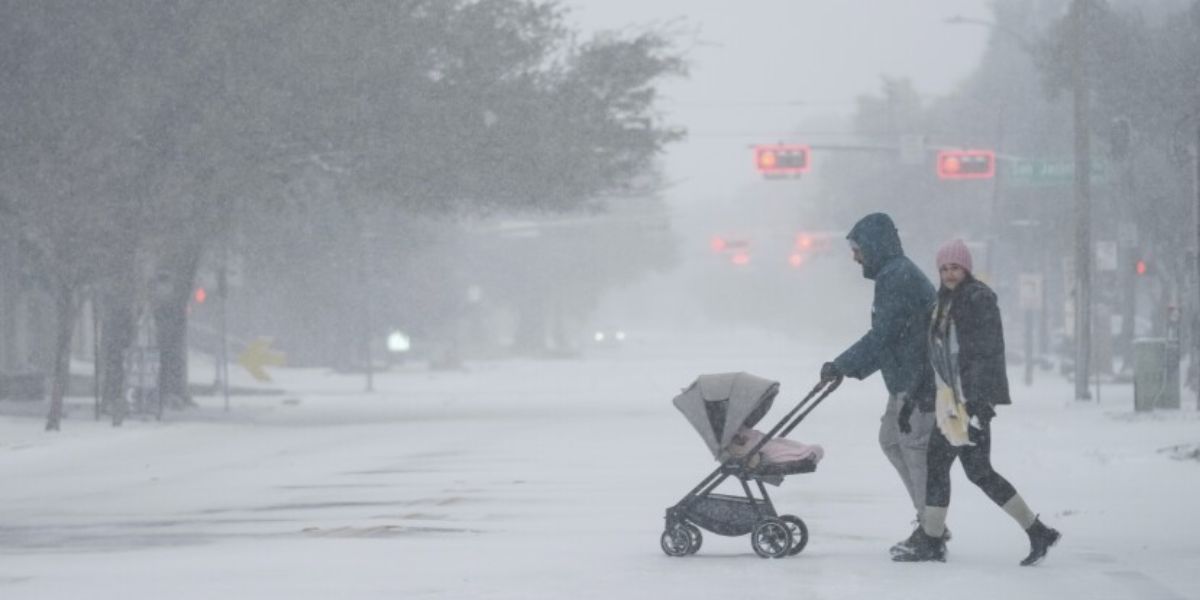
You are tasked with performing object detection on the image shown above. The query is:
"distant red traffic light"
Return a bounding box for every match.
[194,287,207,304]
[1136,260,1147,276]
[936,150,995,180]
[755,144,810,175]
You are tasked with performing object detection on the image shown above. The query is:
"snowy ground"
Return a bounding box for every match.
[1,331,1198,599]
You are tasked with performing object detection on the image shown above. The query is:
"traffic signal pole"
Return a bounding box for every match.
[1071,0,1093,401]
[1110,117,1136,369]
[219,233,230,412]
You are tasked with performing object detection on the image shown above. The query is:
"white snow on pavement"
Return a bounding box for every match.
[1,331,1197,599]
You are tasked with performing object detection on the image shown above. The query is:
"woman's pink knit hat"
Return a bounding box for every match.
[936,239,973,273]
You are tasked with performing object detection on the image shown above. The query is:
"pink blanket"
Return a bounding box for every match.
[728,428,824,465]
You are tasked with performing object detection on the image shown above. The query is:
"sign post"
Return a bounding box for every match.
[1019,273,1043,386]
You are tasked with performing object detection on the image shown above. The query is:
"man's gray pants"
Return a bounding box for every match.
[879,393,935,518]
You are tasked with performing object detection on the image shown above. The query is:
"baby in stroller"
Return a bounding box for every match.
[727,426,824,472]
[661,372,839,558]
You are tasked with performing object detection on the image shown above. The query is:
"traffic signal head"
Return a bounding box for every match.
[194,287,207,304]
[1136,259,1148,276]
[755,144,810,175]
[936,150,995,180]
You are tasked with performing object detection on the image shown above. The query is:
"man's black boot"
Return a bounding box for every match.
[889,527,921,556]
[891,525,951,556]
[892,530,946,562]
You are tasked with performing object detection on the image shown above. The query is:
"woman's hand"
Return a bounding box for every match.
[965,401,995,422]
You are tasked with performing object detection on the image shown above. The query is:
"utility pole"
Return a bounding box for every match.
[1194,119,1200,407]
[1071,0,1093,401]
[360,221,375,394]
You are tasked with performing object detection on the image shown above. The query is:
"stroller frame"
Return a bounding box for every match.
[662,376,842,558]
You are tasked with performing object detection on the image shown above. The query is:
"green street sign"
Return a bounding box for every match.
[1005,158,1107,187]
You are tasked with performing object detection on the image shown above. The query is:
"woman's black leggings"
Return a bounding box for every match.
[925,416,1018,508]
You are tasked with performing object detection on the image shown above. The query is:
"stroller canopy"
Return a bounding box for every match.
[673,372,780,460]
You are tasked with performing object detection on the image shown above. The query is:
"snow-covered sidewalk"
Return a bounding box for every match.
[1,332,1197,599]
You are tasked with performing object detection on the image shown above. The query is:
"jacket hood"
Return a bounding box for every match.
[847,212,904,279]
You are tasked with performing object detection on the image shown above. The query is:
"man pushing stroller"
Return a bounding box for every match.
[818,212,941,558]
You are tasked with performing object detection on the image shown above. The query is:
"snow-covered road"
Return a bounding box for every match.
[1,332,1197,599]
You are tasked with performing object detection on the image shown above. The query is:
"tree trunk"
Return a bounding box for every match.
[99,293,135,424]
[45,282,76,432]
[154,244,203,407]
[96,237,140,424]
[155,297,188,405]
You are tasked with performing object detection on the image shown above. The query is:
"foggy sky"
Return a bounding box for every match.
[569,0,993,203]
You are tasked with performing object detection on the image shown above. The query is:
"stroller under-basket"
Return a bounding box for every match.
[661,372,841,559]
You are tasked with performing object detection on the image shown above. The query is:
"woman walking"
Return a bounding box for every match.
[893,239,1060,565]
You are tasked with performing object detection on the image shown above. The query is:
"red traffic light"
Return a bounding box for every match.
[936,150,995,180]
[711,236,751,266]
[755,144,810,175]
[194,287,207,304]
[1136,260,1147,276]
[793,231,834,253]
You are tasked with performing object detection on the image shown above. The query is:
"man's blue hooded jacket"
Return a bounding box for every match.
[833,213,936,410]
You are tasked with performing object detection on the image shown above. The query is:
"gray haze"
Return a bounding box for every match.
[1,0,1198,416]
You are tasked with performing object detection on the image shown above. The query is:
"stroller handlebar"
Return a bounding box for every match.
[736,376,842,466]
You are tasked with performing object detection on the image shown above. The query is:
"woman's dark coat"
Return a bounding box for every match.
[932,275,1011,416]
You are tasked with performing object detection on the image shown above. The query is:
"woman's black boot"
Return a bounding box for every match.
[1020,518,1061,566]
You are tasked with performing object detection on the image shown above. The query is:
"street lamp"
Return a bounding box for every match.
[1067,0,1094,401]
[947,7,1095,400]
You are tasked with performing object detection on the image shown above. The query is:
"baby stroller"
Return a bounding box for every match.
[661,372,841,558]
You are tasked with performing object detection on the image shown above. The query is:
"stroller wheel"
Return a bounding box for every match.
[684,524,703,555]
[751,518,793,559]
[660,524,694,557]
[779,515,809,555]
